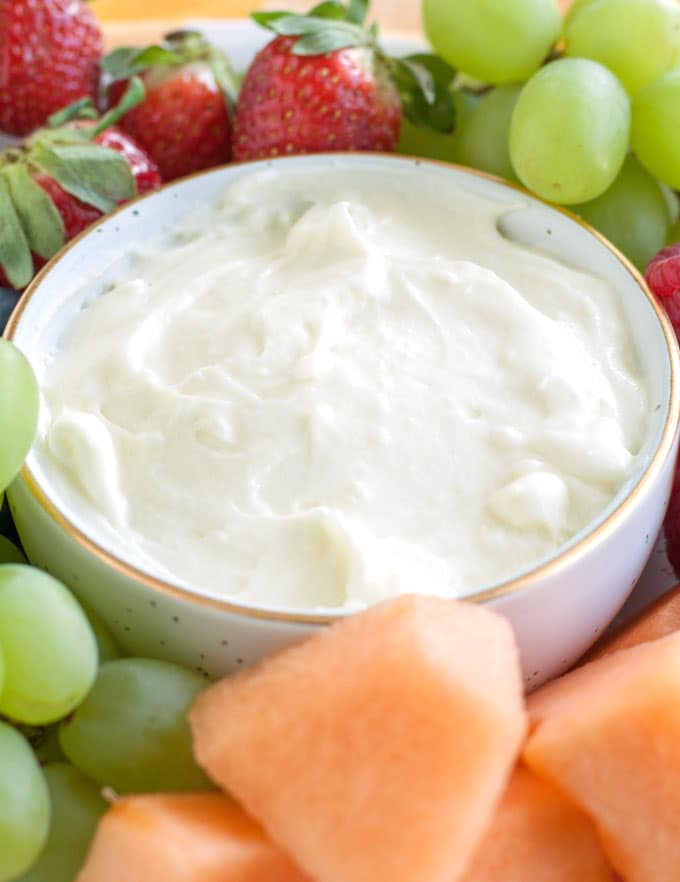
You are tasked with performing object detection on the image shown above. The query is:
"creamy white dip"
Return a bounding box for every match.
[36,166,648,609]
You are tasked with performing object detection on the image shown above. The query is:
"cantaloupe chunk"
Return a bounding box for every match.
[525,631,680,882]
[460,766,614,882]
[189,595,527,882]
[584,583,680,661]
[76,792,310,882]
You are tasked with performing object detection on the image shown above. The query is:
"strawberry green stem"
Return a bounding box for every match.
[48,98,98,128]
[91,77,145,137]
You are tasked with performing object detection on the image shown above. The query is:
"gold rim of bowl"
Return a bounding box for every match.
[4,153,680,624]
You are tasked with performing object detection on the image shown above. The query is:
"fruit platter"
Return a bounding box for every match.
[3,0,680,880]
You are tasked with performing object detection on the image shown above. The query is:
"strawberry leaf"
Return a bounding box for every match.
[345,0,369,24]
[308,2,347,18]
[91,77,146,137]
[250,11,291,28]
[280,14,363,36]
[100,47,141,81]
[48,98,99,128]
[262,15,370,55]
[253,0,368,27]
[293,28,368,55]
[399,59,436,105]
[403,53,457,90]
[30,143,135,214]
[35,126,90,148]
[0,175,33,289]
[4,164,65,260]
[388,55,457,133]
[209,48,241,111]
[164,30,207,51]
[101,45,182,82]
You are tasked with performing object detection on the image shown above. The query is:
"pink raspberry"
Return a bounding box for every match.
[647,244,680,575]
[646,243,680,339]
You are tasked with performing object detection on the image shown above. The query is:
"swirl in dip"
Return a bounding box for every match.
[35,165,648,609]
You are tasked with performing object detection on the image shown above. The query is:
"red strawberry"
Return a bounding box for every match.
[0,81,162,289]
[232,2,455,162]
[93,126,163,199]
[233,36,401,159]
[646,243,680,339]
[103,32,237,181]
[29,125,162,243]
[0,0,103,137]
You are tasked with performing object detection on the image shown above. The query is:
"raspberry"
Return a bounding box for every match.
[645,244,680,339]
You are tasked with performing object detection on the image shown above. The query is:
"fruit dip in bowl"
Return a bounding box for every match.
[33,163,647,607]
[5,154,679,686]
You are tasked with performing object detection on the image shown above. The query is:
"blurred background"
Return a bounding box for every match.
[93,0,573,44]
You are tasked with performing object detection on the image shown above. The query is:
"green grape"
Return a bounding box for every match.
[17,764,106,882]
[0,722,50,882]
[571,155,670,271]
[660,183,680,225]
[668,216,680,245]
[0,565,98,724]
[79,603,120,664]
[397,90,477,163]
[564,0,680,96]
[632,70,680,189]
[509,58,630,204]
[563,0,597,25]
[14,720,67,765]
[0,340,39,492]
[452,84,523,182]
[397,119,458,162]
[60,658,212,793]
[0,534,27,564]
[32,725,67,765]
[423,0,561,85]
[0,492,13,538]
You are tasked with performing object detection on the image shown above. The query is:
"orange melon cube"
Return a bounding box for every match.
[584,583,680,661]
[525,631,680,882]
[460,766,614,882]
[76,792,310,882]
[190,595,527,882]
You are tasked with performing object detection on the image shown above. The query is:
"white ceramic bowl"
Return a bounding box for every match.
[4,154,679,688]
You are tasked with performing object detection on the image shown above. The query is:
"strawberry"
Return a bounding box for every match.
[102,31,237,181]
[0,80,162,289]
[645,243,680,340]
[27,125,161,243]
[0,0,103,137]
[233,0,456,161]
[88,126,163,201]
[234,35,400,159]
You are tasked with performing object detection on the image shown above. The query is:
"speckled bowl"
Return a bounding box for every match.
[4,154,679,688]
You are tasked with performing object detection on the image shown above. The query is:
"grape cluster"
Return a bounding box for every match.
[0,340,211,882]
[404,0,680,271]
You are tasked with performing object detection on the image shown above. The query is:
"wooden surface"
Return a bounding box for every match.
[96,1,424,47]
[94,0,578,20]
[96,0,574,49]
[94,0,422,29]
